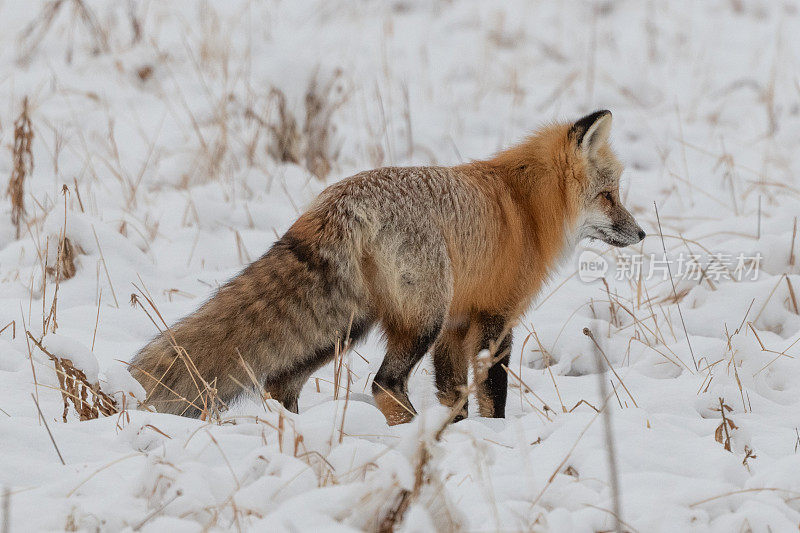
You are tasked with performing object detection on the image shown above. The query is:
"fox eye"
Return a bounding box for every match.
[596,191,614,202]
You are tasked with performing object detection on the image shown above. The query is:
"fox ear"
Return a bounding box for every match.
[571,110,612,155]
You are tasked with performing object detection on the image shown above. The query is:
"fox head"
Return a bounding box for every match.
[568,110,645,248]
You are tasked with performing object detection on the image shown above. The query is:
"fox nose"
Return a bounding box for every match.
[637,228,646,241]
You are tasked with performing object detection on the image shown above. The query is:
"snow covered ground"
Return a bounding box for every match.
[1,0,800,531]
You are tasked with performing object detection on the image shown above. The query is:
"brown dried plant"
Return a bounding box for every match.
[303,69,346,180]
[267,70,348,180]
[714,397,737,452]
[17,0,110,65]
[27,332,118,422]
[267,88,301,165]
[7,97,33,239]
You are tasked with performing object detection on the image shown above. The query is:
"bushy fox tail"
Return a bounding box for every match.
[129,212,372,417]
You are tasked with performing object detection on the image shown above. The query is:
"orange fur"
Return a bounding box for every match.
[130,111,642,424]
[447,123,583,319]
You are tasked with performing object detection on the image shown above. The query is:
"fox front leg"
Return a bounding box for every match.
[471,313,512,418]
[432,322,470,421]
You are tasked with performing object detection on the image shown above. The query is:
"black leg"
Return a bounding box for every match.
[473,313,512,418]
[265,317,372,413]
[433,323,469,421]
[373,320,443,425]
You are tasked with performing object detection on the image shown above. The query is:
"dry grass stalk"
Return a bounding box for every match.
[45,187,80,334]
[714,397,737,452]
[22,312,41,409]
[786,276,799,314]
[49,237,78,281]
[233,348,271,412]
[337,365,353,444]
[71,0,111,54]
[377,406,462,533]
[400,82,413,159]
[267,88,301,164]
[130,281,225,420]
[131,490,182,531]
[7,97,33,239]
[30,393,65,465]
[583,328,638,408]
[605,293,692,372]
[654,202,699,370]
[376,327,517,530]
[502,364,552,420]
[526,326,563,413]
[91,225,119,307]
[17,0,110,65]
[233,229,251,264]
[601,278,621,328]
[27,331,118,421]
[16,0,65,65]
[528,389,611,512]
[752,274,786,325]
[378,445,432,533]
[303,69,346,180]
[1,486,9,533]
[471,321,515,397]
[267,71,348,180]
[587,324,623,533]
[0,321,15,340]
[722,325,748,412]
[377,326,522,531]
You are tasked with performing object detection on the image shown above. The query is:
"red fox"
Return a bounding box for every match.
[130,110,644,424]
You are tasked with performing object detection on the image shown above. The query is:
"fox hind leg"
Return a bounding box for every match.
[265,373,306,413]
[372,318,443,425]
[265,317,373,413]
[369,228,452,425]
[471,314,512,418]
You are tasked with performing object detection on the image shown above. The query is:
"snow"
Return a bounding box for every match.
[1,0,800,531]
[39,334,99,384]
